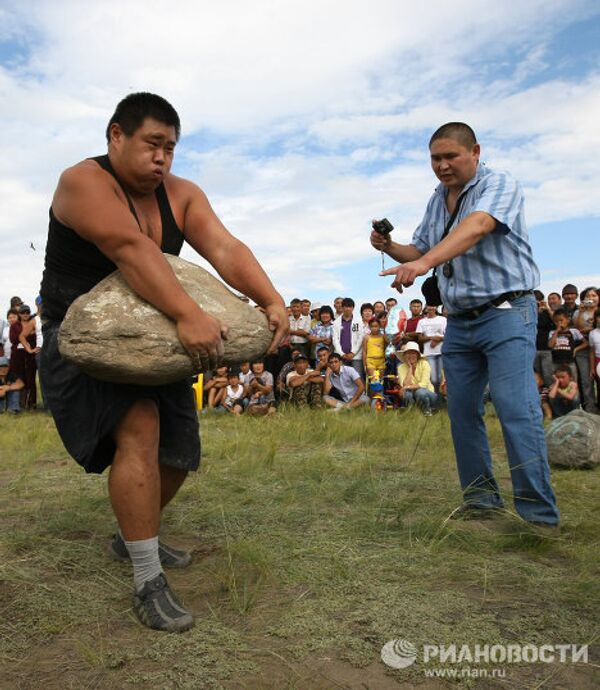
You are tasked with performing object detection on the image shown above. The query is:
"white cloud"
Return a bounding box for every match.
[0,0,599,310]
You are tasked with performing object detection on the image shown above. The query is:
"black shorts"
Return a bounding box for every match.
[40,321,200,475]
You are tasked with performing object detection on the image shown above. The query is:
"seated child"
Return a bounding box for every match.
[548,364,580,418]
[223,370,246,415]
[204,366,229,408]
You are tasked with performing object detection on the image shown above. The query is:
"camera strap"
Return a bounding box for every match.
[432,191,466,278]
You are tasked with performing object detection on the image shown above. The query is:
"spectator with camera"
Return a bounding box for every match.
[572,287,599,412]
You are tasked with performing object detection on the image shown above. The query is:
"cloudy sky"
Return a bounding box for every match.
[1,0,599,312]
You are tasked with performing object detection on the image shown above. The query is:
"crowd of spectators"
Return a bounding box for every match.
[2,283,599,420]
[0,295,43,414]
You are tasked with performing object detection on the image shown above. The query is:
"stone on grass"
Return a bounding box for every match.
[59,255,272,385]
[546,409,600,469]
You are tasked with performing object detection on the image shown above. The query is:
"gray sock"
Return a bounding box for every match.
[123,536,163,591]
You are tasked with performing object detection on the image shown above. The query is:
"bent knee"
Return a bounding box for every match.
[114,399,160,452]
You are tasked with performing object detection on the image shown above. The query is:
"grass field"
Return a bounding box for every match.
[0,406,599,689]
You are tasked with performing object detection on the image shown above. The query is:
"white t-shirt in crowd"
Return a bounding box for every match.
[589,328,600,358]
[239,370,252,387]
[225,384,245,405]
[416,315,447,357]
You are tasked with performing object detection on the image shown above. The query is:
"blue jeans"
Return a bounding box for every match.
[443,295,559,525]
[403,388,438,412]
[425,355,443,391]
[1,390,21,413]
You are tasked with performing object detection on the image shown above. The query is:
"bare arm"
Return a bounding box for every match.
[379,212,497,289]
[347,378,366,407]
[53,164,224,368]
[181,182,287,352]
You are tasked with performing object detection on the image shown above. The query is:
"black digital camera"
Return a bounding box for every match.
[372,218,394,235]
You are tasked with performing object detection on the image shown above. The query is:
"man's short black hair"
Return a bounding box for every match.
[561,283,578,296]
[328,352,342,362]
[552,307,568,319]
[106,92,181,144]
[341,297,355,308]
[429,122,477,149]
[301,298,311,304]
[548,292,561,301]
[385,297,398,305]
[409,299,423,306]
[290,298,301,306]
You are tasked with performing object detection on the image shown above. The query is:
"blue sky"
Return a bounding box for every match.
[0,0,599,312]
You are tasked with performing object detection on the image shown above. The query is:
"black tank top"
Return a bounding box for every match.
[40,155,184,321]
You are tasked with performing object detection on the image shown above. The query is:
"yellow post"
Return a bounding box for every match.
[192,374,204,411]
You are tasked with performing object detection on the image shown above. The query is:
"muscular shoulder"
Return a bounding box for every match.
[53,159,121,217]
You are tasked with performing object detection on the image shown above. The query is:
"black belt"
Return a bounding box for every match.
[453,290,533,320]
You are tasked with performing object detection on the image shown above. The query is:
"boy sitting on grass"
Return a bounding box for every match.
[548,364,580,418]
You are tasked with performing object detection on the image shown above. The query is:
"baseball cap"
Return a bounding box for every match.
[293,353,309,362]
[311,302,323,311]
[18,304,31,314]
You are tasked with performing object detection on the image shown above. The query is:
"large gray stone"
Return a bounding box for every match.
[58,255,272,385]
[546,409,600,469]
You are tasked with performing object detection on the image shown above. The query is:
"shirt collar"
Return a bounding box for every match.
[434,162,486,199]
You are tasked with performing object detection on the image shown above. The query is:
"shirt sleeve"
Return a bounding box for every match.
[347,367,360,383]
[571,329,584,342]
[471,170,522,233]
[416,320,424,334]
[411,196,436,254]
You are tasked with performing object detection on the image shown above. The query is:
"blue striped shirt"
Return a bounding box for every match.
[411,163,540,315]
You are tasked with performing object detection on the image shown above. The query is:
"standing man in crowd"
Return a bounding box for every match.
[561,284,579,321]
[332,297,365,377]
[40,92,287,632]
[288,298,311,358]
[372,122,559,528]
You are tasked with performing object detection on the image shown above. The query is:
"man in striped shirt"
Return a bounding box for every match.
[372,122,559,528]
